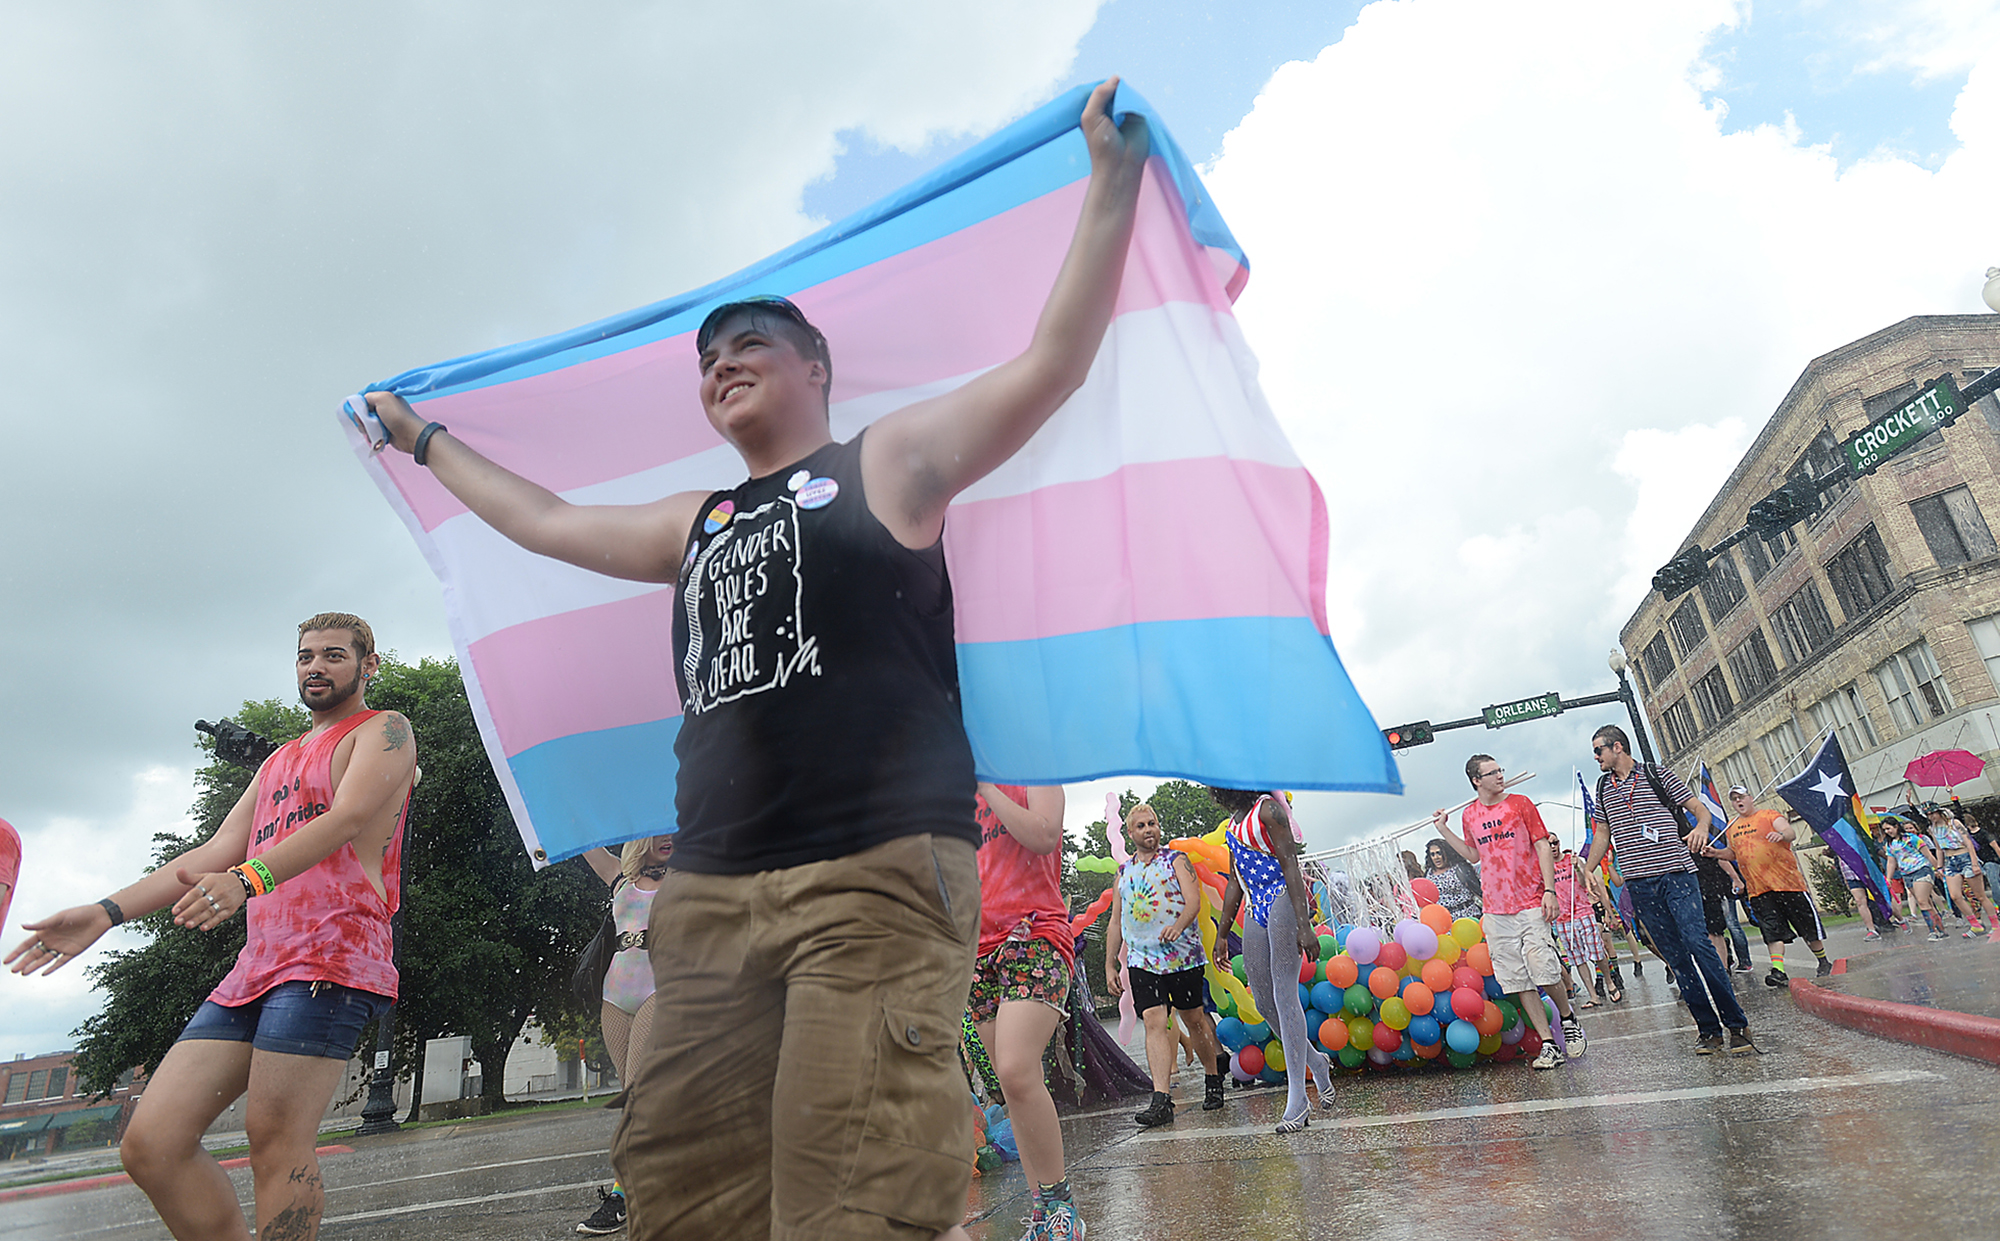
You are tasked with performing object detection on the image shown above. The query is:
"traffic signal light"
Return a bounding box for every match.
[1650,545,1712,601]
[1384,721,1434,750]
[1746,476,1818,537]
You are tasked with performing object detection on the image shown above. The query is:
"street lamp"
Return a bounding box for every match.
[1607,648,1659,766]
[1984,267,2000,314]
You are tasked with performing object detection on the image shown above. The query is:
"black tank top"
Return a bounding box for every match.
[668,432,978,873]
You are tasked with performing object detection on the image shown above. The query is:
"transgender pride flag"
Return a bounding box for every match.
[346,84,1399,865]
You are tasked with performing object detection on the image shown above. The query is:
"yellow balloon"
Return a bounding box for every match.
[1477,1031,1502,1056]
[1452,917,1485,949]
[1347,1016,1372,1049]
[1381,998,1410,1030]
[1266,1041,1287,1071]
[1431,936,1461,965]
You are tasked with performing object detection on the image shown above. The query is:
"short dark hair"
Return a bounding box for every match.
[1205,786,1266,815]
[1592,725,1630,755]
[1465,754,1497,787]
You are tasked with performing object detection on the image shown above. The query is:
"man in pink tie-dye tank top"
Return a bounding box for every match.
[7,612,415,1241]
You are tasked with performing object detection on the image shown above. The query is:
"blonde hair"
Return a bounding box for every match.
[1124,801,1158,834]
[619,837,671,883]
[298,612,376,659]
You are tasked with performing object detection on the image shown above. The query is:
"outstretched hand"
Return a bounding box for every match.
[1080,77,1149,178]
[171,866,247,932]
[5,905,113,976]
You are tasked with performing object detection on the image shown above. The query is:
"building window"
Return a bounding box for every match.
[1808,683,1879,759]
[1716,747,1760,797]
[1910,486,1999,568]
[1640,631,1676,687]
[1660,698,1698,755]
[1758,717,1806,783]
[1968,615,2000,696]
[1700,547,1748,621]
[1725,630,1780,699]
[1690,666,1734,729]
[2,1073,23,1104]
[1769,581,1837,664]
[1824,524,1895,621]
[1742,532,1772,582]
[1667,598,1708,661]
[1876,640,1955,734]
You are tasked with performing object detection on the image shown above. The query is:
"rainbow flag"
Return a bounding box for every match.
[345,83,1399,864]
[1775,734,1894,921]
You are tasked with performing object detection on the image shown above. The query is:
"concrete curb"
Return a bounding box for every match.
[1788,975,2000,1066]
[0,1144,354,1203]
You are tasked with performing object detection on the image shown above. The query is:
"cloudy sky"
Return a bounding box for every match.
[4,0,1997,1056]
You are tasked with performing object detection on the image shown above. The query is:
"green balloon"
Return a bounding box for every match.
[1216,991,1238,1018]
[1231,954,1247,983]
[1336,1045,1366,1069]
[1446,1049,1476,1068]
[1342,984,1374,1016]
[1493,999,1518,1030]
[1317,933,1337,959]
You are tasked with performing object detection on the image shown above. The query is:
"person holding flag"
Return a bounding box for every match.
[1708,786,1831,986]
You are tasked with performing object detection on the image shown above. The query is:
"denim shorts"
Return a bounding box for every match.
[1942,853,1977,880]
[177,980,390,1060]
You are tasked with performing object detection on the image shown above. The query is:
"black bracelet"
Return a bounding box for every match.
[97,897,125,926]
[413,421,448,467]
[233,869,257,901]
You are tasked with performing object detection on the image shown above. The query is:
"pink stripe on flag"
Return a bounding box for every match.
[469,590,684,757]
[944,457,1324,645]
[385,164,1235,532]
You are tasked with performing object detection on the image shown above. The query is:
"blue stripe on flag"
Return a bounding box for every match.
[509,717,682,861]
[957,616,1401,795]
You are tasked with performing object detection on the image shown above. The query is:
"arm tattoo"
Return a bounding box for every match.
[382,714,411,752]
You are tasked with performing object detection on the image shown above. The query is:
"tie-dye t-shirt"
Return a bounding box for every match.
[1724,810,1807,896]
[1457,794,1550,916]
[1117,851,1206,974]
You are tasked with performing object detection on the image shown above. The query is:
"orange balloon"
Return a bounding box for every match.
[1403,982,1436,1016]
[1466,943,1493,975]
[1326,955,1360,989]
[1420,959,1453,993]
[1473,1003,1504,1037]
[1368,966,1399,999]
[1318,1016,1345,1048]
[1413,1039,1444,1059]
[1419,904,1455,936]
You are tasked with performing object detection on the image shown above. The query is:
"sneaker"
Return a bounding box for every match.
[1017,1214,1048,1241]
[576,1188,627,1235]
[1816,958,1834,977]
[1203,1073,1226,1110]
[1133,1092,1175,1128]
[1965,929,1982,939]
[1041,1199,1085,1241]
[1728,1029,1757,1055]
[1927,931,1948,942]
[1632,960,1644,976]
[1694,1033,1725,1055]
[1531,1041,1566,1070]
[1734,961,1753,974]
[1560,1017,1586,1057]
[1861,929,1881,941]
[1764,969,1790,988]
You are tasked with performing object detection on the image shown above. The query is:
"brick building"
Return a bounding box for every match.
[1619,315,2000,806]
[0,1051,143,1159]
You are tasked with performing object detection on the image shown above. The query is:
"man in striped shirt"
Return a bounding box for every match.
[1582,726,1755,1055]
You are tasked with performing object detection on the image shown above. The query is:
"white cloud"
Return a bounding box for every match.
[1202,0,2000,839]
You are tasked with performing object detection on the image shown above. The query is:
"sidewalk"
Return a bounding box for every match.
[1787,920,2000,1065]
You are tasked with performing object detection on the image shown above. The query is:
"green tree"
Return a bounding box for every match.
[71,659,607,1109]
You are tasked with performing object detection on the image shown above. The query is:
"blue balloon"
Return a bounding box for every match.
[1445,1018,1481,1054]
[1407,1014,1442,1046]
[1335,923,1353,948]
[1484,975,1505,1000]
[1392,1036,1414,1061]
[1243,1020,1271,1043]
[1311,981,1342,1013]
[1216,1016,1248,1052]
[1299,983,1315,1014]
[1258,1067,1285,1084]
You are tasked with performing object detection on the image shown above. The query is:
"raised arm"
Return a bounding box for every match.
[860,77,1150,548]
[978,783,1065,855]
[1432,808,1479,864]
[365,392,706,583]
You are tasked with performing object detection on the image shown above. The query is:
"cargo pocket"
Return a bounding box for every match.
[838,1003,973,1229]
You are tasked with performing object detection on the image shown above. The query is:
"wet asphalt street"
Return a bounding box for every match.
[6,922,1996,1240]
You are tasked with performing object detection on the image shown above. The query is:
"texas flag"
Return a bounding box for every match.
[1775,733,1894,921]
[344,83,1400,864]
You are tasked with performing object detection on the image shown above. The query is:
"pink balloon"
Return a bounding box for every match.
[1410,877,1440,905]
[1395,921,1439,960]
[1450,987,1486,1022]
[1345,926,1382,965]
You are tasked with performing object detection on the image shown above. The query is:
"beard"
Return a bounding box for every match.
[299,668,363,712]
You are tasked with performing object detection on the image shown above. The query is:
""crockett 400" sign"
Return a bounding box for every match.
[1842,375,1965,478]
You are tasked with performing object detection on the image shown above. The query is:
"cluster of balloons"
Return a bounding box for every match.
[1212,902,1550,1077]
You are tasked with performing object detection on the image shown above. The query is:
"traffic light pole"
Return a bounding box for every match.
[1386,685,1656,764]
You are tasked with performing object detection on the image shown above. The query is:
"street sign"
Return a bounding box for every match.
[1484,692,1561,728]
[1842,375,1965,477]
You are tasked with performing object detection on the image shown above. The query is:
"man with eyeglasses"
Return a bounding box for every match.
[1432,754,1585,1069]
[364,78,1149,1241]
[1583,726,1755,1055]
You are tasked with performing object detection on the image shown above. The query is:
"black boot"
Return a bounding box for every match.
[1134,1091,1176,1127]
[1203,1074,1226,1110]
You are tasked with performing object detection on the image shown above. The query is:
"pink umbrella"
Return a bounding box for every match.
[1904,749,1988,789]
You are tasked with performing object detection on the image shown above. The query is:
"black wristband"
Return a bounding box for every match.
[233,869,257,900]
[413,421,448,467]
[97,897,125,927]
